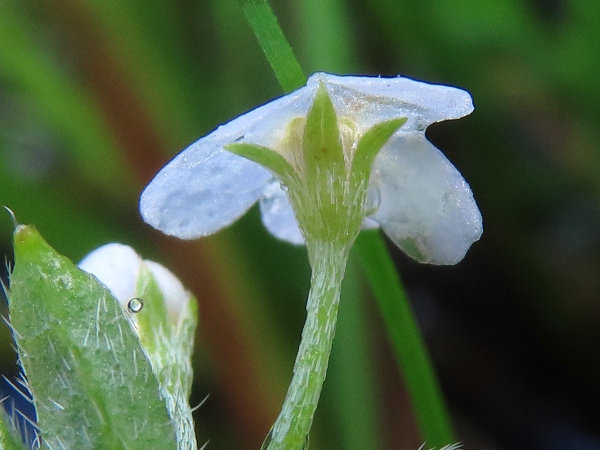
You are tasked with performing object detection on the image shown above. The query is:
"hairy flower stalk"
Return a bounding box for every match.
[264,241,347,449]
[139,72,483,447]
[227,85,406,448]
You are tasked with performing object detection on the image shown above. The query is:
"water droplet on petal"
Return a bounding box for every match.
[127,297,144,313]
[365,183,381,216]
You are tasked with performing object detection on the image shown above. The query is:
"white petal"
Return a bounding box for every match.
[308,72,474,133]
[78,243,141,306]
[362,217,380,230]
[259,178,305,245]
[140,83,319,239]
[369,134,482,265]
[140,144,271,239]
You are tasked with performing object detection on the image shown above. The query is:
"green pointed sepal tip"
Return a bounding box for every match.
[12,224,43,257]
[132,263,172,355]
[302,82,345,171]
[350,117,407,182]
[225,142,299,188]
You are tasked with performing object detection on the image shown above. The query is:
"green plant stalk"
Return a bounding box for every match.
[236,0,456,445]
[238,0,305,92]
[355,232,455,444]
[265,241,349,450]
[228,87,377,448]
[329,253,381,450]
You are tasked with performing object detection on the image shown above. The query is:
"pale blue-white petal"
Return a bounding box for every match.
[259,178,305,245]
[362,217,380,230]
[309,72,473,133]
[141,72,476,243]
[78,243,141,305]
[369,134,482,265]
[140,83,319,239]
[140,145,271,239]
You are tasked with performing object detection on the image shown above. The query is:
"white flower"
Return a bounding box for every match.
[140,72,482,264]
[78,243,192,322]
[78,243,198,450]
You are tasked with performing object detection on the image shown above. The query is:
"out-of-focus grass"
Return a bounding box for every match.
[2,1,600,449]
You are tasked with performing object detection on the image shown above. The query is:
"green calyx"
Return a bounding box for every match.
[134,264,198,450]
[226,83,407,248]
[134,264,197,398]
[302,84,346,171]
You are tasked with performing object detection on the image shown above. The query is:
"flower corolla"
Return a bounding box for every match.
[140,72,482,264]
[78,243,193,325]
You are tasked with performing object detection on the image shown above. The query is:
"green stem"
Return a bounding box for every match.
[236,0,456,445]
[264,241,349,449]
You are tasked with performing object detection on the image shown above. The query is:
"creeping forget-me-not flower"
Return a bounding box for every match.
[140,72,482,265]
[139,72,482,449]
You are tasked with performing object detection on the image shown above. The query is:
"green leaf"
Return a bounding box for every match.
[0,410,27,450]
[8,225,177,450]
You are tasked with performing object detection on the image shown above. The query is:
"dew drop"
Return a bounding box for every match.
[127,297,144,313]
[365,183,381,216]
[279,182,288,193]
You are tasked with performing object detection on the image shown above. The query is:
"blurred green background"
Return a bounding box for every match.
[1,0,600,449]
